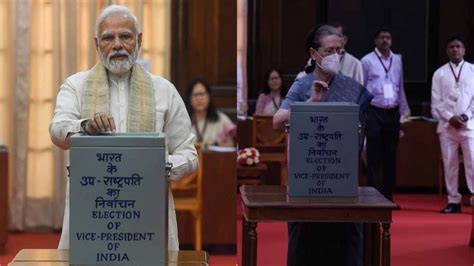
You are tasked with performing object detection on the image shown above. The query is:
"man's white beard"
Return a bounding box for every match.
[99,46,139,74]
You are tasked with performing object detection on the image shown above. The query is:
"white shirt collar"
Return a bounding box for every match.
[108,70,131,84]
[449,59,464,68]
[374,47,393,60]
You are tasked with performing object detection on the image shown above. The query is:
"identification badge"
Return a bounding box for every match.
[383,84,394,99]
[448,90,460,103]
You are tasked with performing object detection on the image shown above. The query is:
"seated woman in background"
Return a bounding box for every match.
[255,68,286,115]
[186,79,235,147]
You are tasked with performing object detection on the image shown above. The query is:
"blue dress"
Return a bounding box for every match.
[281,72,373,266]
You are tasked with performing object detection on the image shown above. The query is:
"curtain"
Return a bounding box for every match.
[0,0,170,231]
[0,0,15,229]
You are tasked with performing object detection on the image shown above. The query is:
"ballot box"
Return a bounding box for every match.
[69,133,168,265]
[288,102,359,198]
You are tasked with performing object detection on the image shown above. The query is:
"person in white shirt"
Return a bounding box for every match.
[255,68,286,115]
[186,78,235,147]
[431,35,474,213]
[333,23,364,85]
[49,5,198,249]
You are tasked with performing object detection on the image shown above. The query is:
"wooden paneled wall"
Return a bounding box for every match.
[246,0,474,116]
[247,0,324,101]
[171,0,236,116]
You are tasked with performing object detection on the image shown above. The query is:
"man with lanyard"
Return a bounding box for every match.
[432,35,474,213]
[361,27,410,201]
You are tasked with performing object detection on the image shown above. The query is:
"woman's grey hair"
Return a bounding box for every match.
[303,24,341,74]
[311,25,341,50]
[95,5,140,36]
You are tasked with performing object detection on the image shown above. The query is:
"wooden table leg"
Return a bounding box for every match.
[242,219,250,266]
[248,222,258,266]
[372,223,381,266]
[382,223,391,266]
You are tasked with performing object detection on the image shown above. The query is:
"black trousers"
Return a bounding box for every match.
[287,222,363,266]
[366,105,400,201]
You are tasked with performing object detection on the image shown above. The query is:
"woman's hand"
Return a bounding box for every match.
[308,80,329,102]
[216,123,236,147]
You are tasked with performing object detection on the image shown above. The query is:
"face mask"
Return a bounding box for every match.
[316,52,341,74]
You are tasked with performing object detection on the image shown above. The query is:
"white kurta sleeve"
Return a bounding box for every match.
[353,60,364,86]
[164,86,198,181]
[431,70,453,122]
[49,78,87,150]
[467,97,474,120]
[465,69,474,120]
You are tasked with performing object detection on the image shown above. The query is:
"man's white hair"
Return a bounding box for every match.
[95,4,140,36]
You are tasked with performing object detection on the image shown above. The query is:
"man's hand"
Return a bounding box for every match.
[448,115,464,129]
[308,80,329,102]
[400,116,409,124]
[83,112,116,135]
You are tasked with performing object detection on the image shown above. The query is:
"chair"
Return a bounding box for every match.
[251,115,288,185]
[171,144,203,250]
[252,115,286,153]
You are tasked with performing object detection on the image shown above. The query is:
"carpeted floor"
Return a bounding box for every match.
[1,194,472,266]
[236,193,474,266]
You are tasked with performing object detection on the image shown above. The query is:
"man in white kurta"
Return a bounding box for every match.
[334,23,364,85]
[49,5,197,250]
[339,52,364,85]
[431,36,474,213]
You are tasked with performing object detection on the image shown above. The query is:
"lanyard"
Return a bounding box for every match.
[271,96,281,110]
[374,51,393,77]
[193,117,208,143]
[448,61,464,86]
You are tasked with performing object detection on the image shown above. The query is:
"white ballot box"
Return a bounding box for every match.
[69,133,168,265]
[288,102,359,198]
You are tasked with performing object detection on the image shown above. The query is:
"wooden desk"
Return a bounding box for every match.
[176,150,236,248]
[241,119,448,188]
[0,146,8,254]
[9,249,209,265]
[237,117,253,149]
[259,153,287,185]
[237,116,288,186]
[237,163,268,186]
[396,120,441,188]
[240,185,397,266]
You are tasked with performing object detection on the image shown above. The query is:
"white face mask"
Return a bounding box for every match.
[316,52,341,74]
